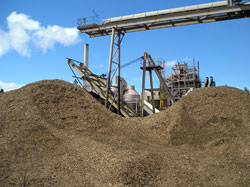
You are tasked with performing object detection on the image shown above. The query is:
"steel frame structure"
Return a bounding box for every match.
[67,58,136,117]
[166,61,201,102]
[77,1,250,113]
[140,52,175,116]
[105,29,124,115]
[78,1,250,37]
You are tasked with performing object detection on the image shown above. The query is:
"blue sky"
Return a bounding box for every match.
[0,0,250,92]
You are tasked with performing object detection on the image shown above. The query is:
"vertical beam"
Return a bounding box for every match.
[228,0,233,6]
[198,61,200,86]
[105,28,115,107]
[159,82,164,110]
[146,53,175,103]
[84,44,89,68]
[140,53,147,117]
[149,70,156,113]
[84,44,89,87]
[193,59,195,87]
[117,31,121,115]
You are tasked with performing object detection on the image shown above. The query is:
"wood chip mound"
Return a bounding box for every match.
[1,79,250,186]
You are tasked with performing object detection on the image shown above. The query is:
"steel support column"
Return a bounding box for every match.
[228,0,233,6]
[117,31,121,114]
[149,70,156,113]
[105,28,124,115]
[140,53,147,117]
[105,28,115,108]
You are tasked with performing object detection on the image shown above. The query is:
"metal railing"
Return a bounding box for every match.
[77,15,99,26]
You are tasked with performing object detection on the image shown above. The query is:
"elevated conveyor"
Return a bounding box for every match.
[78,1,250,37]
[67,58,137,118]
[143,100,160,115]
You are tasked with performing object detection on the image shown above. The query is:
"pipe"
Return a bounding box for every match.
[198,61,200,81]
[117,31,121,115]
[84,44,89,68]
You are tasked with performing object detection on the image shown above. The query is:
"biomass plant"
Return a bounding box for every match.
[67,0,250,117]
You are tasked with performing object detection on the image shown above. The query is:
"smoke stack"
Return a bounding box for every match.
[84,44,89,68]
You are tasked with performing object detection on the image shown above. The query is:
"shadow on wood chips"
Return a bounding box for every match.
[0,79,250,187]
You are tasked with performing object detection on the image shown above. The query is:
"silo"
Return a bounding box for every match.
[111,76,118,96]
[123,86,140,115]
[111,76,128,100]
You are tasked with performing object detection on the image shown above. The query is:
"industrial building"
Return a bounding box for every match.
[166,61,201,102]
[143,60,201,109]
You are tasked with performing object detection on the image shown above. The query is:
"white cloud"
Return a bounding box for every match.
[7,12,40,30]
[9,24,31,56]
[0,11,80,57]
[166,60,177,67]
[0,30,10,56]
[35,25,79,52]
[0,81,24,91]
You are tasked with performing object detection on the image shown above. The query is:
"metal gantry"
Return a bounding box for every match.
[77,0,250,113]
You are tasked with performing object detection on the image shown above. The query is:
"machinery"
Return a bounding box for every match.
[67,58,137,118]
[112,76,140,115]
[76,0,250,115]
[68,52,216,117]
[68,0,250,117]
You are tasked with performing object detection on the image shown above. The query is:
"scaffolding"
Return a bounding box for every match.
[166,61,201,102]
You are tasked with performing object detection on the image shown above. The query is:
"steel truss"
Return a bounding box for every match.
[78,1,250,37]
[140,53,175,116]
[105,28,124,114]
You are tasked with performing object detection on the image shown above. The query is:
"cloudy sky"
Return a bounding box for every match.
[0,0,250,91]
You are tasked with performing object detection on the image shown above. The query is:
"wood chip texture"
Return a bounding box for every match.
[0,79,250,187]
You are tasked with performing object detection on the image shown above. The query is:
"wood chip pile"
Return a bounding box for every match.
[1,79,250,186]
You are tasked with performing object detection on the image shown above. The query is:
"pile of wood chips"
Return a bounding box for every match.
[1,80,250,186]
